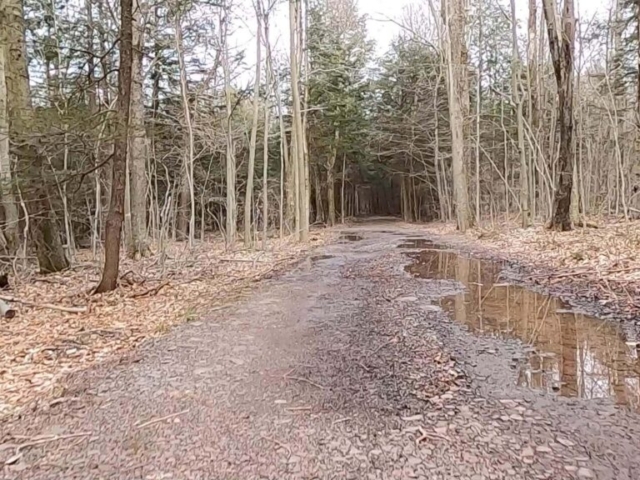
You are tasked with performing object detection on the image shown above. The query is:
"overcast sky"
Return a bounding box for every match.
[230,0,610,81]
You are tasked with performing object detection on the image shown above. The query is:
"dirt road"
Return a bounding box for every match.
[2,222,639,479]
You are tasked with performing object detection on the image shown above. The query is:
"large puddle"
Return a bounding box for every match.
[405,248,640,410]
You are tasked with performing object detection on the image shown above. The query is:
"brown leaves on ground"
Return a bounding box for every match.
[0,232,332,418]
[423,217,640,317]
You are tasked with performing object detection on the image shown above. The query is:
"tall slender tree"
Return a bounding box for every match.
[543,0,576,231]
[95,0,133,292]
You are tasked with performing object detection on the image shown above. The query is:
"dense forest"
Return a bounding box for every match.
[0,0,639,290]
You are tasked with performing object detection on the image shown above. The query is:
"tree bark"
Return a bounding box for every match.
[221,5,236,246]
[542,0,575,231]
[244,3,262,247]
[290,0,308,241]
[175,12,195,246]
[511,0,530,227]
[128,0,150,258]
[0,40,19,252]
[326,129,339,226]
[95,0,133,292]
[2,0,68,272]
[443,0,472,231]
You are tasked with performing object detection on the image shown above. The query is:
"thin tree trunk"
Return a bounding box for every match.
[221,6,236,246]
[128,0,150,257]
[340,153,346,223]
[511,0,530,227]
[262,8,270,249]
[290,0,307,240]
[326,129,338,226]
[542,0,575,231]
[0,41,19,252]
[443,0,472,231]
[175,13,195,247]
[95,0,133,292]
[3,0,68,273]
[244,3,262,247]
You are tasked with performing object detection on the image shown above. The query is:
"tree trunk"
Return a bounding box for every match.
[290,0,308,241]
[262,10,271,249]
[128,0,150,258]
[175,13,195,246]
[313,164,324,223]
[542,0,575,231]
[443,0,472,231]
[2,0,68,272]
[0,41,19,252]
[326,129,338,226]
[511,0,530,227]
[340,153,346,223]
[95,0,133,292]
[221,6,236,246]
[244,3,262,247]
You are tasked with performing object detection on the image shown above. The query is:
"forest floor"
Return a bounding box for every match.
[0,231,332,419]
[2,219,639,479]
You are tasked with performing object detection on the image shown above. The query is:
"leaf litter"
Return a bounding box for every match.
[0,232,332,418]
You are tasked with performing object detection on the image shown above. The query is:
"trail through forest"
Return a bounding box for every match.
[2,220,639,480]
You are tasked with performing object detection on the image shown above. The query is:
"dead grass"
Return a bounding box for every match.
[422,217,640,316]
[0,231,333,418]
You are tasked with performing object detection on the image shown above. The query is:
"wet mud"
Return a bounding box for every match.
[405,247,640,411]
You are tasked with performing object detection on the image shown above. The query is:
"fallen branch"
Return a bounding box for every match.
[5,432,92,464]
[0,295,87,313]
[135,409,189,429]
[131,281,170,299]
[284,374,325,390]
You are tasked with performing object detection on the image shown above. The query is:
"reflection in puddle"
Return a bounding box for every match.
[407,250,640,410]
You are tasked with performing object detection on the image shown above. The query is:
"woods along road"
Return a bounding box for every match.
[2,222,640,479]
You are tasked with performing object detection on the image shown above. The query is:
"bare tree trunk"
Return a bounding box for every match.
[95,0,133,292]
[443,0,472,231]
[313,164,324,223]
[128,0,150,258]
[301,0,310,237]
[268,45,293,235]
[290,0,307,241]
[340,153,346,223]
[527,0,539,222]
[3,0,68,273]
[326,129,338,226]
[542,0,575,231]
[244,3,262,247]
[175,12,195,247]
[0,41,19,252]
[221,5,236,246]
[262,7,271,249]
[511,0,530,227]
[475,12,482,223]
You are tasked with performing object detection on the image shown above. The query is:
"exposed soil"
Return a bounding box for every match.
[2,221,639,479]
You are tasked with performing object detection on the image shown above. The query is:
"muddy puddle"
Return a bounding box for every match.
[339,234,364,242]
[397,238,444,249]
[406,249,640,410]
